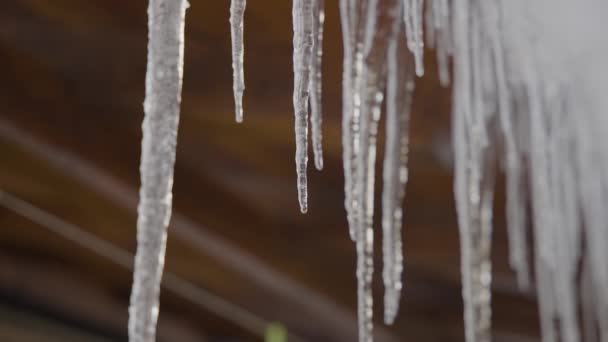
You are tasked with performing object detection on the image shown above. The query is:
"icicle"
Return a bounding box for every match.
[353,0,403,340]
[450,2,474,339]
[129,1,189,341]
[574,85,608,341]
[309,0,325,171]
[381,20,415,325]
[487,0,530,290]
[230,0,246,123]
[475,143,496,342]
[411,0,424,76]
[581,259,600,342]
[450,1,496,340]
[292,0,314,214]
[430,0,451,86]
[342,0,370,241]
[525,65,559,342]
[404,0,425,77]
[452,104,496,342]
[424,0,436,48]
[339,0,357,239]
[549,89,581,342]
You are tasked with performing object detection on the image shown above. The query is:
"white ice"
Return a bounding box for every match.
[129,1,189,341]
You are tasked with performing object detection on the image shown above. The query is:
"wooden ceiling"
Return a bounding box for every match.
[0,1,540,341]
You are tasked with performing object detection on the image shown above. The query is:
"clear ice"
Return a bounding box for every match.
[292,0,314,214]
[381,19,414,325]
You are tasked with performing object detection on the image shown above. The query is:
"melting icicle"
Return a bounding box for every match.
[339,0,354,239]
[342,0,370,241]
[353,0,403,340]
[292,0,313,214]
[129,1,189,341]
[309,0,325,171]
[450,1,497,340]
[381,20,415,325]
[339,0,356,239]
[425,0,450,86]
[403,0,425,77]
[486,0,530,290]
[545,86,580,342]
[230,0,246,123]
[526,72,559,342]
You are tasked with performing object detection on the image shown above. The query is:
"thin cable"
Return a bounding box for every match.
[0,118,380,342]
[0,118,399,342]
[0,190,307,342]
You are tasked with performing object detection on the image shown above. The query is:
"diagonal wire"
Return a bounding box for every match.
[0,117,381,342]
[0,190,307,342]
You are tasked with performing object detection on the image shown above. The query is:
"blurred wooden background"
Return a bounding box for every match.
[0,1,540,341]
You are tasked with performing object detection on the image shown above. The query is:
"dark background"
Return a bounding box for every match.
[0,1,539,341]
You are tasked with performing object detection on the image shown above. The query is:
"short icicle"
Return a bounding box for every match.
[404,0,425,77]
[230,0,246,123]
[292,0,314,214]
[426,0,450,86]
[128,0,189,341]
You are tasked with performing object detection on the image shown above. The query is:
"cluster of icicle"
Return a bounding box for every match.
[446,1,608,341]
[129,0,608,341]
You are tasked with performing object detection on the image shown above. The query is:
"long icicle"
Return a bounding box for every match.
[526,69,558,342]
[339,0,354,238]
[451,1,496,340]
[309,0,325,171]
[292,0,314,214]
[551,100,581,342]
[381,20,415,325]
[230,0,246,123]
[354,0,403,339]
[128,1,189,341]
[487,0,530,290]
[343,0,370,241]
[339,0,357,239]
[451,1,474,339]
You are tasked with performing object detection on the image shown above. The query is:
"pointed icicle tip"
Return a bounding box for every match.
[235,109,244,124]
[384,286,401,325]
[299,200,308,214]
[314,155,324,171]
